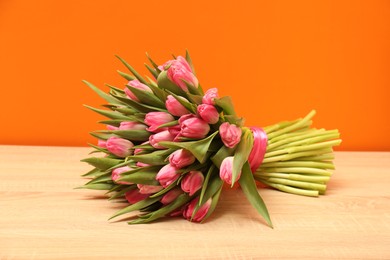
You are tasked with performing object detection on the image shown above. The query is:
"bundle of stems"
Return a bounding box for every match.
[254,110,341,197]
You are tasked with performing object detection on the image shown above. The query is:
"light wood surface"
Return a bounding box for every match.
[1,145,389,259]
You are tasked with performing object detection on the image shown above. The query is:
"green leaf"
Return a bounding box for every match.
[198,173,223,206]
[199,165,218,203]
[98,119,123,127]
[81,157,123,171]
[167,91,197,114]
[111,93,166,113]
[85,173,112,185]
[145,52,161,72]
[128,150,172,165]
[224,115,245,127]
[186,93,203,104]
[108,185,135,200]
[109,196,162,220]
[126,85,166,109]
[96,129,150,142]
[211,146,235,168]
[157,70,187,96]
[117,70,135,81]
[75,183,114,191]
[90,131,113,141]
[201,185,223,223]
[129,193,191,224]
[118,166,161,185]
[115,55,148,85]
[82,167,103,177]
[159,131,219,164]
[214,96,237,116]
[239,162,273,227]
[83,80,123,105]
[232,127,253,186]
[84,105,131,120]
[145,63,159,79]
[185,49,196,75]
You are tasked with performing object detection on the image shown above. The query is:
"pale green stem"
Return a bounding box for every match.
[260,161,334,170]
[262,148,333,163]
[294,153,335,161]
[259,177,327,192]
[260,180,319,197]
[268,128,317,143]
[257,167,332,176]
[263,119,301,134]
[254,172,330,183]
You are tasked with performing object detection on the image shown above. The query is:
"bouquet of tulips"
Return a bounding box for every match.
[80,51,341,226]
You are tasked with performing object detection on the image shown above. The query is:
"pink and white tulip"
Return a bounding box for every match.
[219,122,242,148]
[124,79,153,101]
[197,104,219,124]
[161,188,183,205]
[202,88,219,105]
[168,149,196,169]
[181,171,204,196]
[160,56,198,91]
[183,197,212,222]
[149,130,175,149]
[137,184,163,194]
[106,136,133,157]
[125,189,149,204]
[219,156,241,185]
[111,166,133,185]
[156,164,180,188]
[165,95,190,116]
[180,117,210,139]
[119,121,147,131]
[145,112,175,132]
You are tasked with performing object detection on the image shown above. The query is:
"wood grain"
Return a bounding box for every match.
[0,146,389,259]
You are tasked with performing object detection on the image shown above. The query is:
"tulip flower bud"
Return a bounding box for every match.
[137,184,163,194]
[161,188,183,205]
[145,112,175,132]
[219,156,241,185]
[180,117,210,139]
[161,56,198,91]
[183,197,212,222]
[202,88,218,105]
[165,95,190,116]
[219,122,242,148]
[119,121,147,131]
[169,149,196,169]
[125,189,149,204]
[149,130,175,149]
[181,171,204,196]
[136,162,150,167]
[124,79,153,101]
[106,136,133,157]
[97,139,107,148]
[111,166,133,185]
[197,104,219,124]
[156,164,180,188]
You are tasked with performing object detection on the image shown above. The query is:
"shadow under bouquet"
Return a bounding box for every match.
[80,51,341,227]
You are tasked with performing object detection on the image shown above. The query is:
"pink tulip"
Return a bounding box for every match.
[136,162,150,167]
[149,130,175,149]
[165,95,190,116]
[219,156,241,185]
[183,197,212,222]
[125,189,149,204]
[168,125,181,137]
[181,171,204,196]
[219,122,242,148]
[137,184,163,194]
[169,149,196,169]
[197,104,219,124]
[107,125,119,130]
[106,136,133,157]
[202,88,219,105]
[156,164,180,188]
[111,166,133,185]
[144,112,175,132]
[134,141,149,155]
[180,117,210,139]
[119,121,147,131]
[97,139,107,148]
[161,188,183,205]
[160,56,198,91]
[124,79,153,101]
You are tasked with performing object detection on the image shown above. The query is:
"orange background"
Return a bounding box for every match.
[0,0,389,150]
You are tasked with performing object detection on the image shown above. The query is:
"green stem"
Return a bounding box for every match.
[260,161,334,170]
[260,180,319,197]
[255,172,330,183]
[257,167,332,176]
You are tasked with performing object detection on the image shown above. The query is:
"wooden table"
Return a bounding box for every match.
[1,145,389,259]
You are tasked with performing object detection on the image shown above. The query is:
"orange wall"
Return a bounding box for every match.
[0,0,389,150]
